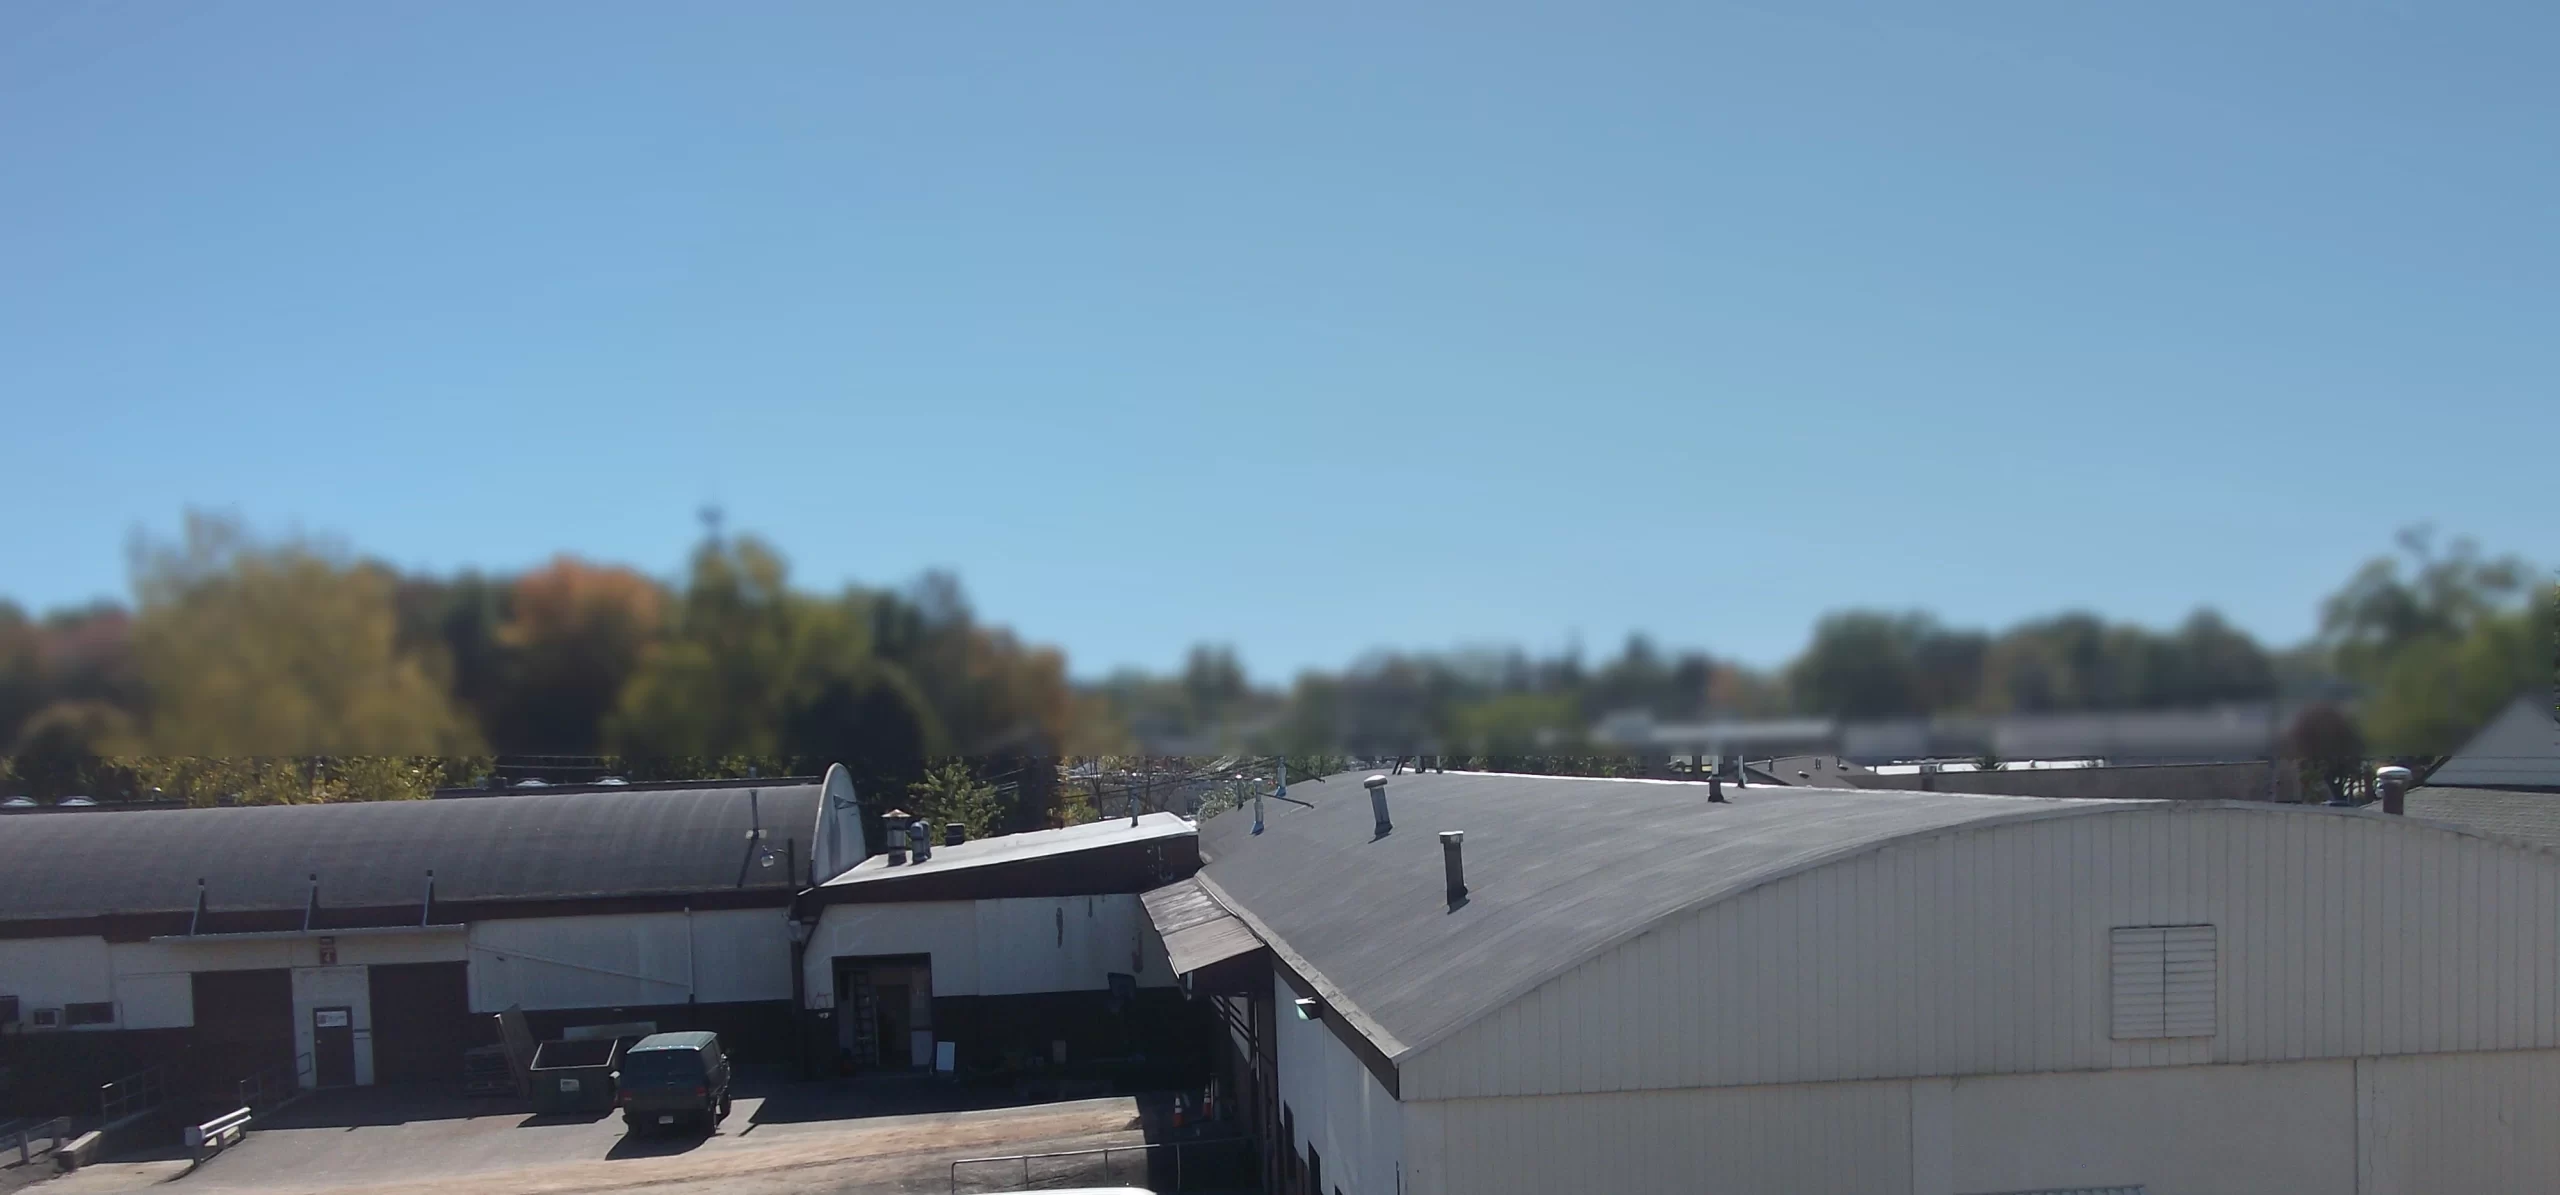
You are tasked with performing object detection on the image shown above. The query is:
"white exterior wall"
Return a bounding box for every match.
[809,764,869,884]
[1407,805,2560,1100]
[0,932,469,1031]
[1275,972,1402,1195]
[0,937,114,1017]
[1400,1052,2560,1195]
[802,895,1174,1008]
[1405,1078,1915,1195]
[1941,1061,2356,1194]
[2358,1048,2560,1193]
[469,911,789,1013]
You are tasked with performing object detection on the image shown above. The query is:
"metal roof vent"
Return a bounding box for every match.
[945,822,967,847]
[1364,774,1392,838]
[882,808,912,865]
[1440,830,1469,911]
[2376,765,2413,816]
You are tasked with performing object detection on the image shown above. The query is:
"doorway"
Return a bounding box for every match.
[312,1007,356,1088]
[830,954,932,1072]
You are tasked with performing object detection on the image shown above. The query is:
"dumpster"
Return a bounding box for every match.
[527,1037,621,1114]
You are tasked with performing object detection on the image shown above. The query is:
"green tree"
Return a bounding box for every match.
[2317,529,2547,755]
[906,760,1003,840]
[607,535,941,785]
[125,513,483,757]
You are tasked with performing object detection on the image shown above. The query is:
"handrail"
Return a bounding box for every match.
[98,1064,168,1124]
[236,1053,315,1116]
[948,1134,1248,1193]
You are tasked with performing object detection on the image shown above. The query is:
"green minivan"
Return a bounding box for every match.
[613,1031,733,1136]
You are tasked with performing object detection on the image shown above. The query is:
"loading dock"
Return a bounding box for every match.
[189,969,294,1093]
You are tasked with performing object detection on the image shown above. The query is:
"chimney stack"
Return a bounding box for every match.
[2376,765,2412,816]
[1364,774,1392,837]
[945,822,967,847]
[1440,831,1468,910]
[883,809,911,865]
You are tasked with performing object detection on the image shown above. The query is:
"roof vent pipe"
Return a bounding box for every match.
[2376,765,2412,816]
[1364,774,1392,837]
[1440,831,1468,910]
[883,809,911,865]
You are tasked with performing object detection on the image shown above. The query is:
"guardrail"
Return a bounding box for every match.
[948,1134,1249,1193]
[98,1064,167,1125]
[2,1116,71,1166]
[184,1107,252,1162]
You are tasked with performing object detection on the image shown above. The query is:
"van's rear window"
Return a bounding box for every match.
[620,1050,700,1081]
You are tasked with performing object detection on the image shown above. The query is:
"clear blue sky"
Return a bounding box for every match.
[5,1,2550,681]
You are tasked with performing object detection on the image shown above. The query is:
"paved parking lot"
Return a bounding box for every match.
[41,1075,1233,1195]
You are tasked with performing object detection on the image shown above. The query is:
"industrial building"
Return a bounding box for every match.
[795,812,1201,1077]
[0,766,1200,1115]
[1151,769,2560,1195]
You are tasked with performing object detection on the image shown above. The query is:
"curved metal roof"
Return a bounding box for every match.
[0,782,821,924]
[1194,770,2141,1060]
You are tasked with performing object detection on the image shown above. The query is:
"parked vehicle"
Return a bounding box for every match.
[612,1031,731,1135]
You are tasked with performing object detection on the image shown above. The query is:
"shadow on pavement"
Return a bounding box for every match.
[514,1110,609,1128]
[605,1123,717,1161]
[742,1070,1115,1130]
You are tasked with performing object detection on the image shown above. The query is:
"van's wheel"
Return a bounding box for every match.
[717,1094,732,1120]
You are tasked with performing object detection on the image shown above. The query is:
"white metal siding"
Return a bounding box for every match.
[805,895,1174,1009]
[1403,1079,1913,1195]
[1274,972,1403,1195]
[687,909,793,1004]
[470,914,695,1012]
[2357,1048,2560,1194]
[1946,1061,2354,1195]
[1405,806,2560,1100]
[0,936,113,1013]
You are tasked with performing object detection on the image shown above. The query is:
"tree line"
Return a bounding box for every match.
[0,515,2547,812]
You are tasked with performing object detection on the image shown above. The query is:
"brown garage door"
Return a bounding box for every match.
[368,962,477,1085]
[191,969,294,1091]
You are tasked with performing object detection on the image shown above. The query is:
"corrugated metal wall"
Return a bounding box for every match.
[2358,1048,2560,1193]
[1404,1077,1914,1195]
[1275,972,1403,1195]
[1405,806,2560,1100]
[469,910,791,1012]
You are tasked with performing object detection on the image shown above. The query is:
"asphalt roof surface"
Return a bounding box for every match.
[2406,786,2560,851]
[1195,770,2137,1059]
[0,783,821,922]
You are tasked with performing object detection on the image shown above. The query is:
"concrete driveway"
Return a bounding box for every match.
[45,1076,1243,1195]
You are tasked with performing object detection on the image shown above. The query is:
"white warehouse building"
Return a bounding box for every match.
[1149,769,2560,1195]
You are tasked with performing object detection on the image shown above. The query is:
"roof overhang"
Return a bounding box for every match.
[149,924,468,944]
[1142,878,1264,976]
